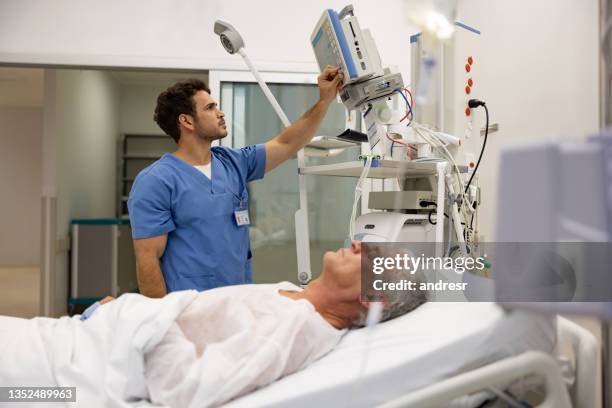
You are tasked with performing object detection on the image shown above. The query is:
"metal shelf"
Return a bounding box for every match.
[118,134,174,218]
[299,160,467,178]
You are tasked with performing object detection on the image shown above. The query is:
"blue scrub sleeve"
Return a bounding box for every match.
[241,144,267,182]
[128,172,176,239]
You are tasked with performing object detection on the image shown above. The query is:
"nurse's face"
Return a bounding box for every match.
[191,90,228,141]
[322,241,362,290]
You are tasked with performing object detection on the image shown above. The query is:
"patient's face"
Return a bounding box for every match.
[322,241,362,287]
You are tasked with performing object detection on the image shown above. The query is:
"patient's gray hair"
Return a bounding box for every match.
[353,257,429,327]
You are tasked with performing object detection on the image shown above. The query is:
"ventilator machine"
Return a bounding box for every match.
[304,4,489,287]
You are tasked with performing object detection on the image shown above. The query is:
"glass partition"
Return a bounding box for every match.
[220,82,358,283]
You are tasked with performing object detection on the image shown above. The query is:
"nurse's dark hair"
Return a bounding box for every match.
[154,79,211,143]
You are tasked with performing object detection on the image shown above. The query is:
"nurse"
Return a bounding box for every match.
[128,66,343,297]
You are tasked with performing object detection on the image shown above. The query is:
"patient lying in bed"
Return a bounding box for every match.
[145,241,427,407]
[0,242,426,407]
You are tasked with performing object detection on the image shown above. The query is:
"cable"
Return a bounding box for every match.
[386,133,414,149]
[396,88,412,117]
[414,116,477,225]
[427,209,451,225]
[420,201,450,225]
[399,88,414,123]
[428,209,437,225]
[412,122,475,217]
[386,132,416,160]
[386,133,397,158]
[403,87,414,108]
[464,99,489,194]
[396,88,413,125]
[412,130,474,253]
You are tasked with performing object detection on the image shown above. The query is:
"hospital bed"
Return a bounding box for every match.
[227,302,598,408]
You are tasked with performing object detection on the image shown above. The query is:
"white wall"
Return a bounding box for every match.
[120,84,166,135]
[117,72,208,135]
[0,107,42,265]
[0,0,414,76]
[454,0,600,240]
[54,70,120,231]
[43,69,120,315]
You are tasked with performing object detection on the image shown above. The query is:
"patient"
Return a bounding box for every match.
[0,242,425,407]
[144,241,428,407]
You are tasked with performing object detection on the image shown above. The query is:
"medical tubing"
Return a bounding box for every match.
[412,122,476,254]
[414,126,468,215]
[349,302,384,408]
[366,301,384,328]
[413,122,475,215]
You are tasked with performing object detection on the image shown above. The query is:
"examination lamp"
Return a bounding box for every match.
[213,20,245,55]
[213,19,291,128]
[213,19,313,284]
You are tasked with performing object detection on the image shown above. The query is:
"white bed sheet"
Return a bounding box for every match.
[227,302,556,407]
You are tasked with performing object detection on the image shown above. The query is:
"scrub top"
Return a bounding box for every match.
[127,144,266,292]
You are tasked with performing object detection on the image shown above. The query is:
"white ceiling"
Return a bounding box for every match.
[0,67,209,108]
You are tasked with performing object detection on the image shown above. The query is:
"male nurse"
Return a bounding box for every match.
[128,66,343,297]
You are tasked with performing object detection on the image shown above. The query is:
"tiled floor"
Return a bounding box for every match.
[0,266,39,318]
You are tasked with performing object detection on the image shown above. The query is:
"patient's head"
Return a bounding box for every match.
[315,241,428,328]
[353,256,428,327]
[319,240,363,296]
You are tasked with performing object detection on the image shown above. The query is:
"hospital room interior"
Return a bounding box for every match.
[1,0,611,407]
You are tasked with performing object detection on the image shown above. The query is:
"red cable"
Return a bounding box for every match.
[403,87,414,108]
[386,133,409,146]
[386,133,417,159]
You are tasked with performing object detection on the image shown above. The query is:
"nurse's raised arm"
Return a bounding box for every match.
[264,66,343,172]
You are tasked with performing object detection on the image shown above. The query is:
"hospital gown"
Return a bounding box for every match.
[144,282,345,408]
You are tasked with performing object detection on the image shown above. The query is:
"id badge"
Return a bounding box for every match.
[234,209,250,226]
[234,192,250,226]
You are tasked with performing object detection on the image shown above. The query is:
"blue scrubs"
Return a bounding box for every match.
[127,145,266,292]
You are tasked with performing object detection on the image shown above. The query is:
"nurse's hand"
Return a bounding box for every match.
[317,65,344,105]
